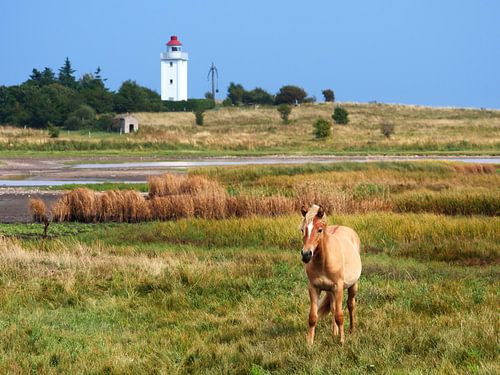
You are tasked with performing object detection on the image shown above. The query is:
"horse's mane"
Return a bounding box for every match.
[299,204,327,231]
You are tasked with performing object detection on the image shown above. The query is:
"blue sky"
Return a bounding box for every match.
[1,0,499,108]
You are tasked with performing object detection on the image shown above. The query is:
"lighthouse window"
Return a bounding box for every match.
[172,47,178,51]
[169,62,173,67]
[170,79,173,84]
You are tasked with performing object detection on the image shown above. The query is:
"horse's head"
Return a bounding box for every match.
[299,204,327,263]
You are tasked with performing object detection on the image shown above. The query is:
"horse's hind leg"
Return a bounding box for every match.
[329,292,338,336]
[347,283,358,333]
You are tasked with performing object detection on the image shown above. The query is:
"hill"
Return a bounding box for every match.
[1,103,499,156]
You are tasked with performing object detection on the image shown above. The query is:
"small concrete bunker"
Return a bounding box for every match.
[116,114,139,133]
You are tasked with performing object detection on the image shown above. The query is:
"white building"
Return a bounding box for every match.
[160,35,188,101]
[115,114,139,133]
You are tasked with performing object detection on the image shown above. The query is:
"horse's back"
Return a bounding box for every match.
[330,225,362,288]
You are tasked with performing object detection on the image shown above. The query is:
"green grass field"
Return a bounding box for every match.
[0,216,498,374]
[1,161,499,373]
[1,103,499,156]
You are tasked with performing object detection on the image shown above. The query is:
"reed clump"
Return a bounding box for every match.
[29,198,48,223]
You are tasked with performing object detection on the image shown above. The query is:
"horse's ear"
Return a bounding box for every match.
[300,206,307,217]
[316,205,325,219]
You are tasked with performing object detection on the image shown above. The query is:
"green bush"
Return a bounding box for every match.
[194,110,205,125]
[332,107,349,124]
[313,118,331,138]
[95,113,116,132]
[277,104,292,123]
[381,121,395,138]
[47,123,60,138]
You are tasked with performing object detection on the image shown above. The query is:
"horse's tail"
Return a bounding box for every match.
[318,293,332,318]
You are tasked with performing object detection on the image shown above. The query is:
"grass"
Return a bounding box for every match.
[2,161,498,373]
[0,214,498,373]
[1,103,500,156]
[33,161,499,226]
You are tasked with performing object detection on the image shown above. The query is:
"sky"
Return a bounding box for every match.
[1,0,499,108]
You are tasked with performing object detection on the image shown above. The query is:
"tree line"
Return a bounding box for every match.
[223,83,335,106]
[0,58,336,130]
[0,58,169,130]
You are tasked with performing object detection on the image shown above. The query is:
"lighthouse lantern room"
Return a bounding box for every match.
[161,36,188,101]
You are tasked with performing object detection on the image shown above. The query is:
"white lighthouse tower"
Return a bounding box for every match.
[161,36,188,101]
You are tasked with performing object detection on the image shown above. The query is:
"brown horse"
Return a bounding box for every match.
[300,204,362,345]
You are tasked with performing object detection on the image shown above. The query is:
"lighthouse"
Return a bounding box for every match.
[161,36,188,101]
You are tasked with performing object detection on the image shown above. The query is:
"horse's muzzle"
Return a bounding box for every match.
[301,249,313,263]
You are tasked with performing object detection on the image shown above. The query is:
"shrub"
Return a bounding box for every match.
[194,110,205,125]
[47,123,60,138]
[96,113,116,132]
[222,98,233,107]
[277,104,292,123]
[322,89,335,102]
[332,107,349,124]
[381,121,395,138]
[313,118,331,138]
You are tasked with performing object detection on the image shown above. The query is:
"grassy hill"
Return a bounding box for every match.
[1,103,499,156]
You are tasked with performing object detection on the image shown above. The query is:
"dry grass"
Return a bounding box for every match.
[132,103,500,152]
[3,103,499,154]
[0,219,498,373]
[453,163,496,174]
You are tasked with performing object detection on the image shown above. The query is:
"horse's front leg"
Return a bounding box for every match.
[307,284,320,345]
[329,291,338,336]
[334,280,345,344]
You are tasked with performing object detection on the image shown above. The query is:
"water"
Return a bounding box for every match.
[72,156,500,169]
[0,180,102,187]
[1,156,497,187]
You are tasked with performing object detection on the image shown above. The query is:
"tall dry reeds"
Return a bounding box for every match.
[49,174,398,223]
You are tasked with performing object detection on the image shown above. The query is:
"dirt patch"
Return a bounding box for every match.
[0,190,60,223]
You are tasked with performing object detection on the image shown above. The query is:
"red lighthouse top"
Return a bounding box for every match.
[166,36,182,46]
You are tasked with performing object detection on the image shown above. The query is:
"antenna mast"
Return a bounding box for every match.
[207,62,219,102]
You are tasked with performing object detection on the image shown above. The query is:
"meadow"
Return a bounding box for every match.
[1,103,499,156]
[0,161,499,373]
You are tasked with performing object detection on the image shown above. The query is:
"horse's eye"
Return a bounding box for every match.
[318,228,323,233]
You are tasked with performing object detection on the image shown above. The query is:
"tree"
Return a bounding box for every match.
[242,87,274,105]
[277,104,292,123]
[332,107,349,125]
[64,105,96,130]
[313,118,331,138]
[58,57,77,89]
[275,85,307,105]
[227,82,245,105]
[78,72,113,114]
[113,80,162,113]
[322,89,335,102]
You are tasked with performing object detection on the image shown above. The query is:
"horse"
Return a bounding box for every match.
[299,204,362,345]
